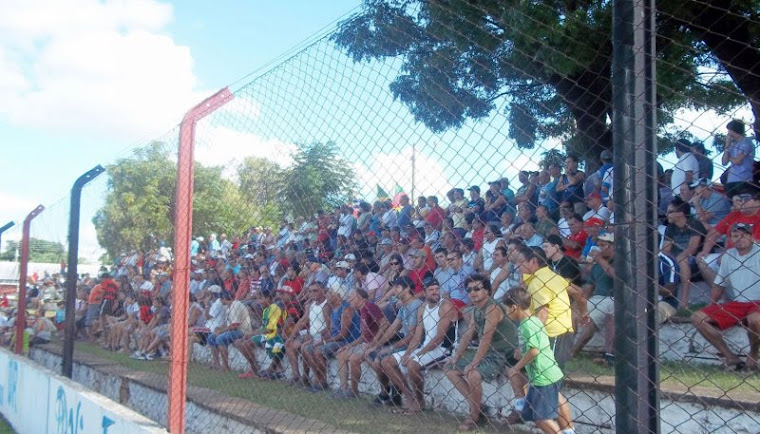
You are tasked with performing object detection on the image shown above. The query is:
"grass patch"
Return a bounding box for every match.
[72,342,527,434]
[0,415,14,434]
[566,354,760,395]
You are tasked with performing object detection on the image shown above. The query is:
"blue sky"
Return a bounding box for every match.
[0,0,361,228]
[0,0,749,261]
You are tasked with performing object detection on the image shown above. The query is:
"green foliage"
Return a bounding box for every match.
[281,142,358,219]
[94,141,355,257]
[333,0,752,160]
[539,149,566,170]
[0,238,66,263]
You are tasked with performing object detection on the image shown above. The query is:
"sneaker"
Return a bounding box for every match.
[142,353,154,361]
[373,392,391,405]
[130,351,143,359]
[503,410,524,425]
[306,383,330,393]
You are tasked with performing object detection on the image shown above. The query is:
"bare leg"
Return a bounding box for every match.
[348,354,363,395]
[382,357,413,404]
[692,311,739,364]
[234,339,259,373]
[557,392,573,431]
[678,257,691,308]
[407,361,425,411]
[286,339,303,379]
[535,419,561,434]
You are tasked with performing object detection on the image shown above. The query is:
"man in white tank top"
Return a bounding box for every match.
[381,278,457,414]
[285,282,329,387]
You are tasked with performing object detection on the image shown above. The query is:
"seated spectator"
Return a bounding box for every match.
[519,223,544,248]
[461,238,477,269]
[285,282,329,387]
[408,250,434,295]
[354,263,387,304]
[132,296,171,361]
[692,223,760,370]
[334,289,389,399]
[444,274,519,432]
[382,277,457,414]
[475,224,502,273]
[572,232,616,365]
[441,250,475,311]
[534,205,559,239]
[579,218,605,266]
[433,248,452,287]
[661,197,706,307]
[302,288,361,392]
[234,289,279,378]
[582,192,611,223]
[425,195,446,231]
[327,261,353,298]
[366,277,423,406]
[490,246,512,301]
[696,188,760,287]
[557,201,574,238]
[691,178,731,230]
[561,214,588,261]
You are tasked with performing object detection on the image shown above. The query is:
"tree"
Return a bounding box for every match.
[0,238,66,263]
[539,149,566,170]
[236,157,284,227]
[93,143,266,258]
[659,0,760,139]
[281,142,358,218]
[332,0,748,165]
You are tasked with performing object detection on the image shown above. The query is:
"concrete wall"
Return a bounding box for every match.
[0,348,163,434]
[28,339,760,434]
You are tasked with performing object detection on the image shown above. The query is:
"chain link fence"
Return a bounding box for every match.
[1,0,759,433]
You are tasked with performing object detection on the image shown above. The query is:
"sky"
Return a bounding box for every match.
[0,0,752,262]
[0,0,362,227]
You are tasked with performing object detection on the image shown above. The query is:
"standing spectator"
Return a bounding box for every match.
[504,286,574,434]
[692,223,760,370]
[671,138,699,197]
[556,155,586,215]
[466,186,486,218]
[722,119,755,197]
[444,274,519,432]
[691,141,714,180]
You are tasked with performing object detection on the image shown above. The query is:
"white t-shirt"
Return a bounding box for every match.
[583,206,612,223]
[227,300,253,335]
[205,298,227,331]
[715,244,760,302]
[671,152,699,196]
[481,238,501,272]
[490,266,511,301]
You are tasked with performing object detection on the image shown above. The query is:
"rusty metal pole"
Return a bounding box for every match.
[15,205,45,354]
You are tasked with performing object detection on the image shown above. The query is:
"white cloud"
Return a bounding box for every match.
[194,124,298,174]
[355,145,453,203]
[0,0,202,140]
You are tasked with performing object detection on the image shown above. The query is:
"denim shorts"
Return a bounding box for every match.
[522,382,560,422]
[207,329,243,347]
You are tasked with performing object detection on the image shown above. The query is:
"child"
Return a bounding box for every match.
[504,286,574,434]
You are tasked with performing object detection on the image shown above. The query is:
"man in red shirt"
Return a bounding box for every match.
[562,214,588,261]
[425,195,446,231]
[409,250,434,294]
[697,188,760,286]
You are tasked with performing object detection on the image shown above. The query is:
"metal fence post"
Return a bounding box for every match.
[0,222,14,251]
[612,0,659,432]
[168,88,234,434]
[63,165,105,378]
[15,205,45,354]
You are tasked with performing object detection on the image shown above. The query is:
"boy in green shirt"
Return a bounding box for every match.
[504,286,575,434]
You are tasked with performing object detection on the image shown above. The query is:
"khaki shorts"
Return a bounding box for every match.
[588,295,614,329]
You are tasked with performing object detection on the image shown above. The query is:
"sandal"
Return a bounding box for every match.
[722,360,746,372]
[457,418,478,432]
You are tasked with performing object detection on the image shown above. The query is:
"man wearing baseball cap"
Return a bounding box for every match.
[693,222,760,370]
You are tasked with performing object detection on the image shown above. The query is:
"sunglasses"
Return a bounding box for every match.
[466,285,484,293]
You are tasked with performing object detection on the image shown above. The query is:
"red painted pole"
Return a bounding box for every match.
[15,205,45,354]
[167,88,233,434]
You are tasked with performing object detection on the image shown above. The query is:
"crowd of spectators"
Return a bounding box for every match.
[14,119,759,433]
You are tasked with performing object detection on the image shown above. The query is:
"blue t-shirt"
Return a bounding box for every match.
[727,137,755,183]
